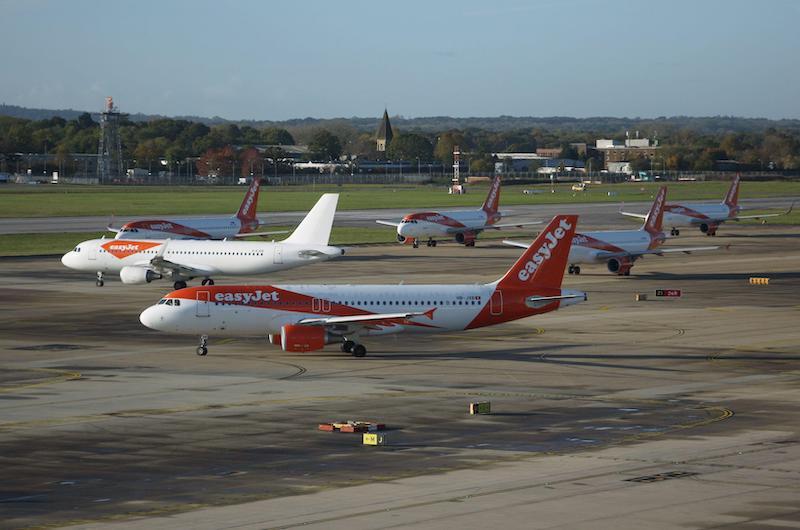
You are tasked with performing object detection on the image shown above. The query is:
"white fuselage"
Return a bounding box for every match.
[61,238,343,279]
[569,229,655,264]
[662,203,736,227]
[397,210,495,240]
[115,216,250,240]
[139,283,585,337]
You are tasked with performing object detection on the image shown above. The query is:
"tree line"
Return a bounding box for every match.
[1,112,799,175]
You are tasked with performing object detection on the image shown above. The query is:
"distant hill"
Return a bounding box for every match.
[2,103,799,135]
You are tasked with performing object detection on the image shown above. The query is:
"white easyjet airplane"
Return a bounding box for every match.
[139,215,586,357]
[62,194,344,289]
[109,178,285,240]
[619,176,794,236]
[505,187,719,276]
[376,176,540,248]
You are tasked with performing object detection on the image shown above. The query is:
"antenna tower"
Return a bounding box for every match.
[97,97,124,182]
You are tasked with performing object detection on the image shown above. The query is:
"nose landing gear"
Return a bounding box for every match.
[426,239,438,247]
[568,265,581,275]
[95,271,105,287]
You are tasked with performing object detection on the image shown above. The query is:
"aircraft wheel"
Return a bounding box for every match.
[466,241,475,247]
[431,240,437,247]
[568,265,574,274]
[201,278,215,286]
[623,270,630,276]
[174,280,187,290]
[351,344,367,358]
[96,279,104,287]
[573,266,581,275]
[675,229,680,236]
[196,346,208,356]
[412,240,419,249]
[341,340,355,353]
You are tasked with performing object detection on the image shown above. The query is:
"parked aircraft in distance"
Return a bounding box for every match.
[619,176,794,236]
[139,215,586,357]
[505,187,719,276]
[109,178,285,240]
[62,194,343,289]
[376,176,540,247]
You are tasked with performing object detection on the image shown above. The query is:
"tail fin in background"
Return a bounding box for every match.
[643,186,667,236]
[284,193,339,246]
[723,175,740,208]
[481,176,502,215]
[496,215,578,291]
[236,178,261,222]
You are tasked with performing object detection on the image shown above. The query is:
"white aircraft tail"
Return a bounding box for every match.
[284,193,339,246]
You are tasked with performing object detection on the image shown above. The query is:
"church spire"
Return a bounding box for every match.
[376,109,393,152]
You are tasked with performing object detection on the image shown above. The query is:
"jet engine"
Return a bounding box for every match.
[606,257,633,275]
[119,266,162,284]
[280,324,334,352]
[455,231,477,246]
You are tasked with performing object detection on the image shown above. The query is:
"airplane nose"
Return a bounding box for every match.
[61,252,74,268]
[139,305,162,330]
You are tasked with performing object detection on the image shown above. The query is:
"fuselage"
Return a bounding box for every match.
[61,238,343,277]
[662,203,737,227]
[140,283,585,337]
[115,216,258,240]
[570,229,659,264]
[397,210,500,240]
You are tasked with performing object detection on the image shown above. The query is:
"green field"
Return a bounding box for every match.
[1,180,798,218]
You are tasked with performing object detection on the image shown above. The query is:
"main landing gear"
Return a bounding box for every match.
[412,240,419,248]
[670,228,680,236]
[96,271,104,287]
[568,264,581,275]
[174,280,187,290]
[201,278,215,286]
[340,339,367,357]
[196,335,208,356]
[426,238,438,247]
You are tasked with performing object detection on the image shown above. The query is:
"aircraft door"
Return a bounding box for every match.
[273,244,283,264]
[88,244,97,261]
[490,290,503,316]
[196,290,210,317]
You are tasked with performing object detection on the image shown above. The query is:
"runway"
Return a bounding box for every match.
[0,196,794,234]
[1,225,799,529]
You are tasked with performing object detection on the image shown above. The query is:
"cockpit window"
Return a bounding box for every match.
[74,246,81,252]
[174,299,180,306]
[166,299,174,306]
[158,299,167,304]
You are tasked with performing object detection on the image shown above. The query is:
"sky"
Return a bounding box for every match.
[2,0,799,121]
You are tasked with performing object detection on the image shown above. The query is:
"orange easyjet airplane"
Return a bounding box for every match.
[140,215,586,357]
[109,178,285,240]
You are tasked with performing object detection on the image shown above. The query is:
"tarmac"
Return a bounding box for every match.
[0,224,799,529]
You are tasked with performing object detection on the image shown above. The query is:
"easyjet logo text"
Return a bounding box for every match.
[240,182,258,216]
[102,241,161,259]
[214,290,280,304]
[485,179,500,210]
[517,218,572,281]
[147,222,174,230]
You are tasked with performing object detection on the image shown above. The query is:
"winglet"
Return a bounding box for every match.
[284,193,339,246]
[424,308,436,320]
[496,215,578,291]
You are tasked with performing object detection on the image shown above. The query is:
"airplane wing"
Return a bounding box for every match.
[732,201,794,221]
[297,308,435,327]
[595,246,722,260]
[233,229,290,238]
[147,248,218,277]
[503,239,722,258]
[376,220,400,227]
[445,221,541,234]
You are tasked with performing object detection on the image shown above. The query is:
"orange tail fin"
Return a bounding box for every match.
[643,186,667,236]
[481,176,501,215]
[497,215,578,291]
[723,175,740,208]
[236,178,261,222]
